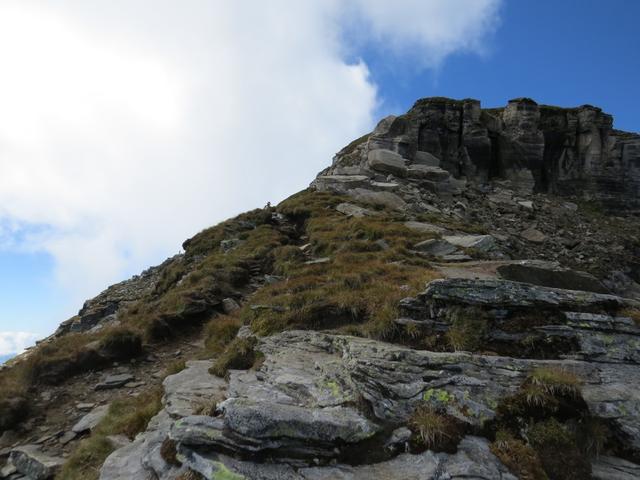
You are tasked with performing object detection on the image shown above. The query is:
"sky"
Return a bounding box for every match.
[0,0,638,357]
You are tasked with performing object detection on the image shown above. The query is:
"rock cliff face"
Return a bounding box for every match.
[317,97,640,209]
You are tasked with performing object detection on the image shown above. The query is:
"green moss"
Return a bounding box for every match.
[422,388,454,404]
[212,462,245,480]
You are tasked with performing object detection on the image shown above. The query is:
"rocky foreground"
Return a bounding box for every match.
[1,97,639,480]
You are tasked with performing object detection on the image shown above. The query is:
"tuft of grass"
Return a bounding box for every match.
[98,327,143,359]
[203,315,243,356]
[177,471,206,480]
[160,438,179,466]
[528,367,581,398]
[490,430,548,480]
[408,405,462,452]
[445,307,488,352]
[528,419,591,480]
[164,359,187,378]
[619,307,640,326]
[56,388,163,480]
[209,337,261,378]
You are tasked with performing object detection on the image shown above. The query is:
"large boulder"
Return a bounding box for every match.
[367,149,407,177]
[497,261,609,293]
[10,445,64,480]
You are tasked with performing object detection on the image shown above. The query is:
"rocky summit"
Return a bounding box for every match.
[1,97,639,480]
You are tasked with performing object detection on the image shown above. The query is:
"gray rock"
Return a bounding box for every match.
[443,234,495,251]
[407,165,450,182]
[403,221,447,235]
[57,431,77,445]
[497,261,609,293]
[367,149,407,177]
[370,181,400,191]
[105,435,131,450]
[419,278,634,311]
[348,188,407,211]
[592,456,640,480]
[413,239,457,257]
[518,200,534,210]
[0,462,16,478]
[10,446,63,480]
[520,227,547,243]
[305,257,331,265]
[300,437,516,480]
[72,404,109,433]
[95,373,135,390]
[412,151,441,167]
[177,446,299,480]
[336,203,375,218]
[162,360,225,418]
[222,298,241,314]
[313,175,370,194]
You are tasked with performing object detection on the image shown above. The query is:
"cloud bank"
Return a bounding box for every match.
[0,0,501,332]
[0,331,38,356]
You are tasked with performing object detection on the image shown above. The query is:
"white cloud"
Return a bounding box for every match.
[344,0,501,66]
[0,331,38,356]
[0,1,501,331]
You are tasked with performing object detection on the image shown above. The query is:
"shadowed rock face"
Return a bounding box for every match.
[322,97,640,208]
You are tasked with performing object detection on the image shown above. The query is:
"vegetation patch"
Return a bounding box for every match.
[56,387,163,480]
[528,418,591,480]
[445,307,488,351]
[209,337,262,378]
[490,430,548,480]
[408,405,463,453]
[160,437,180,466]
[98,327,143,359]
[243,190,440,340]
[203,314,243,356]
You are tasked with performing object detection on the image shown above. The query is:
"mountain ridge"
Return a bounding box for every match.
[0,97,639,480]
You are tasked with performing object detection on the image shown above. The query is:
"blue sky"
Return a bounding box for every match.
[0,0,638,357]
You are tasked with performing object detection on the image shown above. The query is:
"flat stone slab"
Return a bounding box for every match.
[413,239,457,257]
[10,445,64,480]
[163,360,226,418]
[406,165,450,181]
[413,151,441,166]
[336,203,375,218]
[95,373,135,390]
[496,261,609,293]
[348,188,407,211]
[443,234,495,251]
[592,456,640,480]
[404,221,447,235]
[520,227,547,243]
[419,278,634,311]
[367,149,407,177]
[72,404,109,433]
[313,175,370,194]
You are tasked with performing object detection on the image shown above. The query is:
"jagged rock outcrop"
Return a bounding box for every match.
[98,275,640,479]
[55,259,175,335]
[315,97,640,209]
